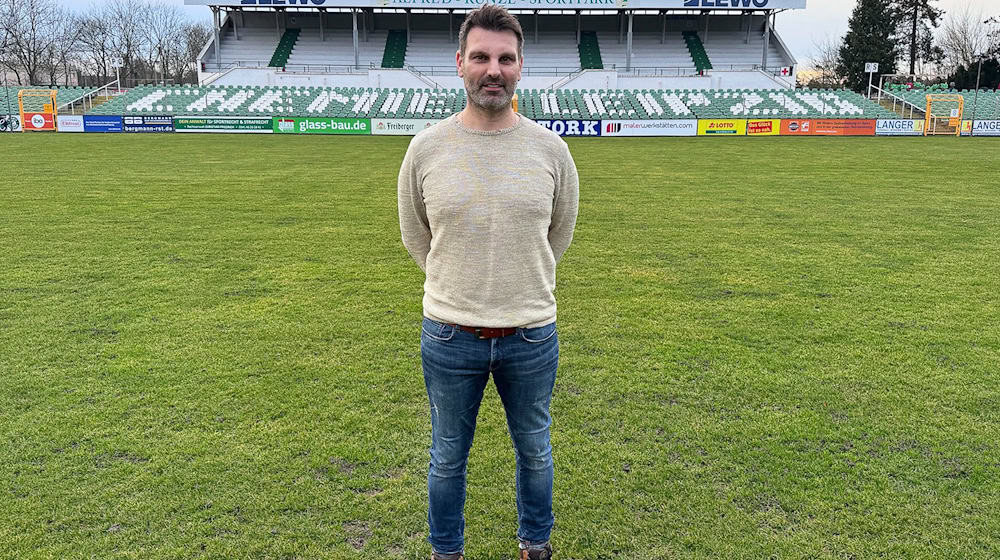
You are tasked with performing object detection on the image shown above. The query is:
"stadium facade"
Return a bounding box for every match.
[185,0,803,90]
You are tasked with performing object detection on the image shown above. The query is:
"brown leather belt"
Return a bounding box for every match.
[452,324,518,339]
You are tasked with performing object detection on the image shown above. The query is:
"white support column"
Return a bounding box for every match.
[746,13,752,44]
[319,8,325,42]
[618,12,623,44]
[534,11,539,45]
[406,10,411,45]
[449,9,454,43]
[274,9,280,41]
[213,7,221,67]
[352,9,360,67]
[233,9,239,41]
[626,11,633,72]
[703,12,709,45]
[661,11,666,45]
[762,10,771,70]
[362,9,368,43]
[576,11,581,45]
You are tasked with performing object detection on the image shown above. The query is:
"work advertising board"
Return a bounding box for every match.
[124,115,174,133]
[273,117,371,135]
[697,119,748,135]
[780,119,876,136]
[970,120,1000,137]
[876,119,924,136]
[371,118,440,136]
[601,119,697,137]
[174,116,273,133]
[57,115,86,132]
[83,115,123,132]
[536,119,602,136]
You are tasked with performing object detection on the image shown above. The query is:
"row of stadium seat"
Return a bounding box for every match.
[87,85,898,120]
[888,89,1000,119]
[0,86,98,111]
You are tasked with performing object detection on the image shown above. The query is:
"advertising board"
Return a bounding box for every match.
[971,120,1000,137]
[273,117,370,135]
[23,112,56,131]
[780,119,876,136]
[186,0,808,10]
[56,115,85,132]
[173,116,273,133]
[1,114,22,132]
[875,119,923,136]
[124,115,174,133]
[601,119,697,137]
[697,119,748,135]
[83,115,123,133]
[961,120,973,136]
[371,118,440,136]
[536,119,602,137]
[746,119,780,136]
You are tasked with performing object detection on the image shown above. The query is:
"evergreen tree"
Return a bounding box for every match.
[837,0,899,92]
[889,0,945,75]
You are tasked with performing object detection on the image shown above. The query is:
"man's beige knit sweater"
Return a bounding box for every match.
[397,113,579,328]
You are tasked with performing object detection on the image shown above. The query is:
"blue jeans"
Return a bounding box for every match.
[421,317,558,555]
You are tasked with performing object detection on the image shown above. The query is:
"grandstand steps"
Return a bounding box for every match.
[879,97,925,118]
[269,29,301,67]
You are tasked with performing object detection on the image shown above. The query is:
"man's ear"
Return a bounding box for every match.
[456,50,464,78]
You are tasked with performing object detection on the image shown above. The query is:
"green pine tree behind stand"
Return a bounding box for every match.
[838,0,899,92]
[889,0,944,76]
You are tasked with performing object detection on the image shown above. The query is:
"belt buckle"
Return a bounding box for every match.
[475,328,485,339]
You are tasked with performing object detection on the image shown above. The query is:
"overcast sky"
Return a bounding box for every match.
[64,0,1000,66]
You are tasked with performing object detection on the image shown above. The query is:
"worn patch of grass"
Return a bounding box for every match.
[1,133,998,559]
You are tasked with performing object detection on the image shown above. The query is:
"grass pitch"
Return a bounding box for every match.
[1,133,999,559]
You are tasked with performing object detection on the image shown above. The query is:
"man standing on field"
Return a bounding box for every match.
[397,4,579,559]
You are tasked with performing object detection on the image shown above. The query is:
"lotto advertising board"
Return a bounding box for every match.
[746,119,780,136]
[22,112,56,131]
[875,120,924,136]
[536,119,602,137]
[83,115,123,133]
[371,118,440,136]
[697,119,748,135]
[601,119,697,137]
[970,120,1000,137]
[273,117,371,135]
[780,119,877,136]
[124,115,174,133]
[174,116,273,133]
[56,115,85,132]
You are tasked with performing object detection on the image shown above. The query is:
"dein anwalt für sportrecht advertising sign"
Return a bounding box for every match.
[273,117,371,135]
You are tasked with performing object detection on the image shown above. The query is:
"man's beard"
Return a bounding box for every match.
[464,75,517,113]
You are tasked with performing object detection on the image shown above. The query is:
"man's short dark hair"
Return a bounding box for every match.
[458,3,524,60]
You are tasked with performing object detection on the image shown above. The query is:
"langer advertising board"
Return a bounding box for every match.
[186,0,806,9]
[970,120,1000,137]
[875,119,923,136]
[602,119,696,137]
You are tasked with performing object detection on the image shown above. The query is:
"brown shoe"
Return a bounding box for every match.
[430,552,464,560]
[519,542,552,560]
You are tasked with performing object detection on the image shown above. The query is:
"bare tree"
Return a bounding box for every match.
[1,0,72,84]
[938,5,988,73]
[806,34,844,88]
[141,3,185,83]
[179,22,211,82]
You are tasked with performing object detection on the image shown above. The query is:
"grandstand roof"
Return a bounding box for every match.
[185,0,807,12]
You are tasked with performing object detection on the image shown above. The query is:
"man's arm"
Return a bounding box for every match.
[549,142,579,263]
[398,143,431,272]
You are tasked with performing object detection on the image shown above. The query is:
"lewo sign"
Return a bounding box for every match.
[273,117,370,135]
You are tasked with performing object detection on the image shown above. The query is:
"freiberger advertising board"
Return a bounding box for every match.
[174,116,273,133]
[371,118,440,136]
